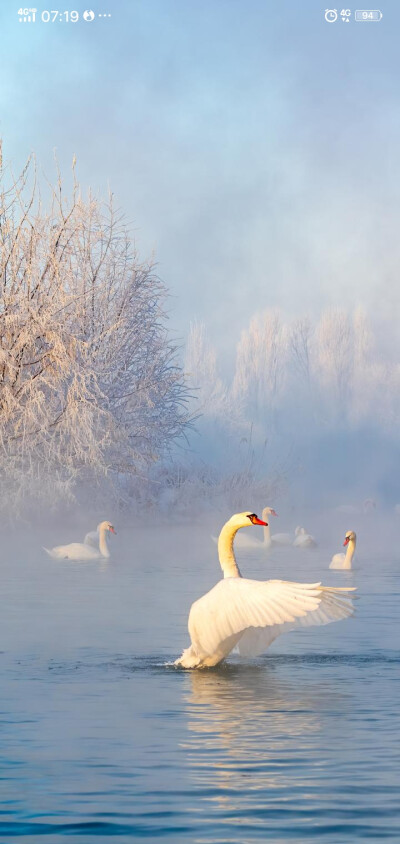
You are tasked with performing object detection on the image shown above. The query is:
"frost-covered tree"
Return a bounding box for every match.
[289,316,313,388]
[232,309,287,423]
[178,305,399,512]
[184,322,227,415]
[315,308,353,419]
[0,144,188,512]
[348,307,375,423]
[313,307,389,428]
[183,321,242,468]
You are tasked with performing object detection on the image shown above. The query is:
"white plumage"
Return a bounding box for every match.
[222,506,291,550]
[84,528,101,548]
[330,530,356,570]
[293,526,317,548]
[176,512,355,669]
[44,521,116,560]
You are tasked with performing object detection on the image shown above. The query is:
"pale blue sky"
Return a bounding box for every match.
[1,0,399,357]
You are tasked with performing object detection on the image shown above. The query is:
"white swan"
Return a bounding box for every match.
[84,524,106,548]
[176,511,355,669]
[329,530,356,570]
[44,521,116,560]
[293,526,317,548]
[220,506,291,549]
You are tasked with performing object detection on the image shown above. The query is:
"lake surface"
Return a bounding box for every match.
[1,518,399,842]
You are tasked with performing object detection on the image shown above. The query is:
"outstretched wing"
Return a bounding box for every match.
[188,578,355,659]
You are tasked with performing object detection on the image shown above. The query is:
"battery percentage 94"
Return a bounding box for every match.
[355,9,383,20]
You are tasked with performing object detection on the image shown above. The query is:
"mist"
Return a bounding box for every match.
[1,0,400,358]
[1,6,400,838]
[175,307,399,519]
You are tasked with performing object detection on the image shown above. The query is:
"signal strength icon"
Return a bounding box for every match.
[18,8,37,23]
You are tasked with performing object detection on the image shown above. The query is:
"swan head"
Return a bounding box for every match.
[262,506,277,519]
[97,521,117,535]
[343,530,356,546]
[227,511,268,530]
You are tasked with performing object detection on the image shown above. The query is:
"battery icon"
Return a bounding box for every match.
[355,10,383,20]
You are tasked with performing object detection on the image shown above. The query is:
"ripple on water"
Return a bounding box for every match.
[0,531,399,842]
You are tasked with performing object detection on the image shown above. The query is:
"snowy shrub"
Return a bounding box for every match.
[0,144,189,514]
[180,307,399,510]
[232,310,288,426]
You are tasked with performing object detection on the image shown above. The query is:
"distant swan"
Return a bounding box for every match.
[84,524,105,548]
[44,521,116,560]
[293,526,317,548]
[330,531,356,570]
[176,511,355,669]
[222,506,291,549]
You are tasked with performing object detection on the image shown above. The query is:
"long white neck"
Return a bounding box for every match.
[263,523,272,546]
[261,510,272,547]
[98,527,110,558]
[217,522,242,578]
[345,537,356,566]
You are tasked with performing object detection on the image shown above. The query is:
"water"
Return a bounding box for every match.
[1,520,399,842]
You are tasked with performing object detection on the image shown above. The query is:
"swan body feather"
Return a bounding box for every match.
[330,530,356,570]
[45,521,116,561]
[229,507,291,549]
[177,511,355,668]
[84,529,100,548]
[44,542,105,561]
[293,527,317,548]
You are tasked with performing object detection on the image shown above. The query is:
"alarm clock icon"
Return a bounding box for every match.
[325,9,338,21]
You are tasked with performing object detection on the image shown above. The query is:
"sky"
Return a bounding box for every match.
[1,0,400,360]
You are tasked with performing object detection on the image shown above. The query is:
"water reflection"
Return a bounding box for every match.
[181,662,331,822]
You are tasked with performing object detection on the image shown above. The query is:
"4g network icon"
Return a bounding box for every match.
[324,9,350,22]
[324,8,383,22]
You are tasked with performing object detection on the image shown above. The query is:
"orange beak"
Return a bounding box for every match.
[254,517,268,526]
[343,536,350,546]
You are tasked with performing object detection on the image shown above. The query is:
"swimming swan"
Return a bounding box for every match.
[220,506,291,549]
[44,521,116,560]
[84,524,107,548]
[330,530,356,570]
[293,526,317,548]
[176,511,355,668]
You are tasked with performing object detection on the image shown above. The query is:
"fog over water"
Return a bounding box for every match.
[1,516,399,841]
[1,1,400,841]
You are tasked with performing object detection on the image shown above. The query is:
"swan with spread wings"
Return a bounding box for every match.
[176,511,355,669]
